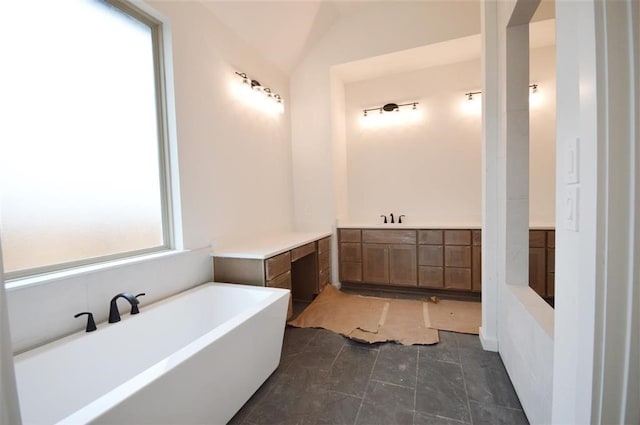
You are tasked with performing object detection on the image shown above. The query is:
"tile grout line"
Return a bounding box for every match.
[352,343,382,425]
[413,345,420,425]
[457,334,475,425]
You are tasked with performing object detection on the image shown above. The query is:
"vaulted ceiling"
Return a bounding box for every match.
[200,1,374,74]
[200,0,555,77]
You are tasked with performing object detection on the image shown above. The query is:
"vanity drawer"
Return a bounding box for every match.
[318,250,330,270]
[339,229,361,243]
[418,230,443,245]
[362,230,416,244]
[266,251,291,281]
[419,266,444,288]
[318,237,331,253]
[418,245,443,267]
[266,270,292,319]
[445,246,471,268]
[319,267,330,288]
[445,268,472,290]
[291,242,315,262]
[444,230,471,245]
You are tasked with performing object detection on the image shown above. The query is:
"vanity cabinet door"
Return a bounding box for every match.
[389,244,417,286]
[529,247,547,296]
[362,244,390,284]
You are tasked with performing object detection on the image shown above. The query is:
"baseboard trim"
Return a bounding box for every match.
[479,326,498,351]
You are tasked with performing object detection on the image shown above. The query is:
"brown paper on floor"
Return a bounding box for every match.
[425,299,482,335]
[290,285,483,345]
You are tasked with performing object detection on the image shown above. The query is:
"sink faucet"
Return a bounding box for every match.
[389,213,395,223]
[109,293,139,323]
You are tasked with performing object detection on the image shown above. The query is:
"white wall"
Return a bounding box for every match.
[344,59,482,225]
[148,1,293,248]
[553,0,640,423]
[529,45,556,226]
[291,1,481,233]
[343,44,555,226]
[5,1,294,353]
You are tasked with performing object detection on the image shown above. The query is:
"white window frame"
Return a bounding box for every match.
[1,0,180,283]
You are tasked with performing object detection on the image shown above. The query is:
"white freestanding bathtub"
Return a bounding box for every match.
[14,282,290,425]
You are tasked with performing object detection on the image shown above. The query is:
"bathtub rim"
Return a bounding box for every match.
[16,282,289,425]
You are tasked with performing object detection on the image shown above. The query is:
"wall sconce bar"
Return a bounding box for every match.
[234,71,284,104]
[363,102,418,117]
[464,84,538,100]
[465,91,482,101]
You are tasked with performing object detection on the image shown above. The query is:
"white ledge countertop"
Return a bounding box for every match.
[210,231,332,260]
[337,223,556,230]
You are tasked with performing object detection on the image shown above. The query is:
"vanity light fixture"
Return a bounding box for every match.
[464,84,539,100]
[465,91,482,101]
[362,102,418,117]
[234,71,284,113]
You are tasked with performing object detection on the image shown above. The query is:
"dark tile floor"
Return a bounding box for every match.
[229,299,528,425]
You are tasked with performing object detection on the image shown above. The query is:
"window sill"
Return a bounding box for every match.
[5,249,188,291]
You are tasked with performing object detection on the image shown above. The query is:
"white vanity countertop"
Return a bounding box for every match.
[337,223,481,229]
[210,231,332,260]
[337,223,555,230]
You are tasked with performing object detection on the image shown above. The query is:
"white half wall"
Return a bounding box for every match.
[483,0,556,423]
[0,251,21,424]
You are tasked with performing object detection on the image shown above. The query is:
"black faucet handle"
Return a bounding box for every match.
[74,312,97,332]
[380,215,387,223]
[399,215,406,224]
[131,293,146,314]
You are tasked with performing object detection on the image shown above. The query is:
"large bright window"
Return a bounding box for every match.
[0,0,172,279]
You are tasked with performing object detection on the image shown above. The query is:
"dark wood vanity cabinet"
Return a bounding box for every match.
[339,227,556,298]
[529,230,555,298]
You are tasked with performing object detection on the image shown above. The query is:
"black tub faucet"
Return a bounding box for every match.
[380,215,387,223]
[109,292,139,323]
[131,293,146,314]
[389,213,395,223]
[74,312,97,332]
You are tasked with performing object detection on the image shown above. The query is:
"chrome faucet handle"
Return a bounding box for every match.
[74,312,97,332]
